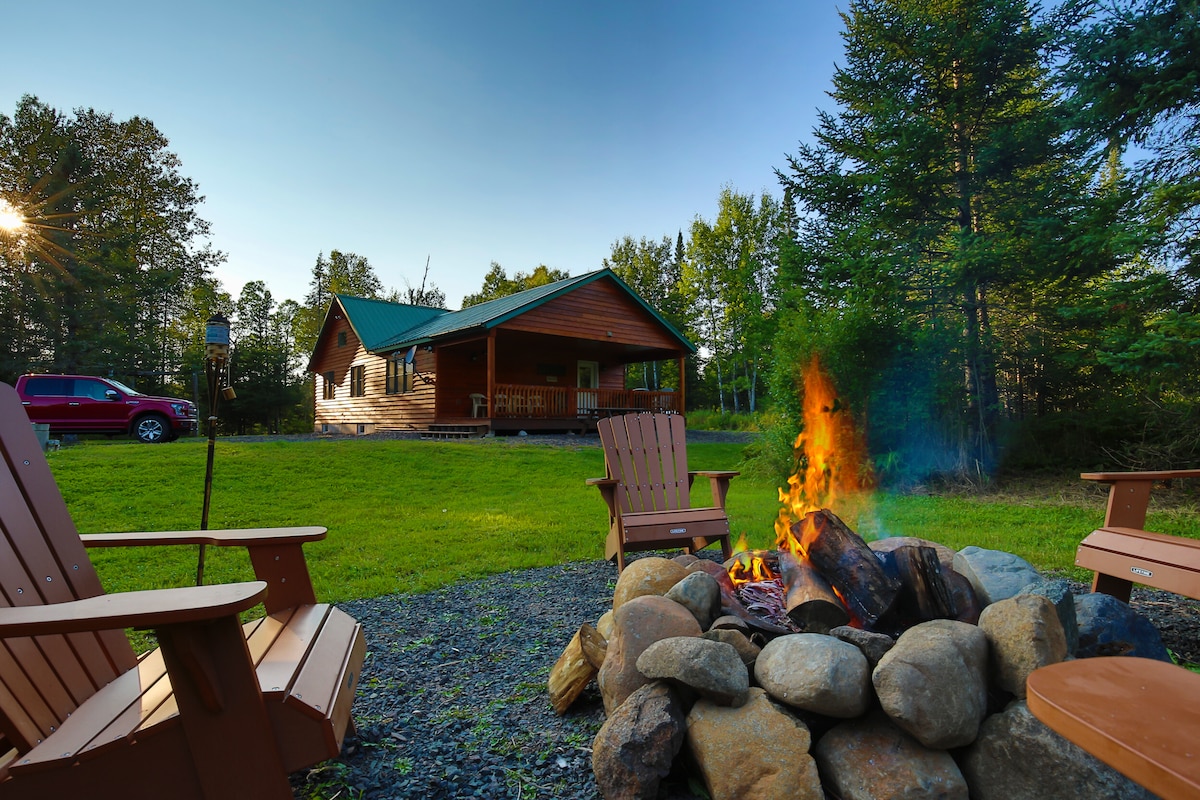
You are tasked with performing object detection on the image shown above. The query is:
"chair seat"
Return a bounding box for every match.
[618,507,731,546]
[11,604,364,778]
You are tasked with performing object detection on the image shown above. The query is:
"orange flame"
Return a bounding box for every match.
[774,354,872,554]
[727,550,776,586]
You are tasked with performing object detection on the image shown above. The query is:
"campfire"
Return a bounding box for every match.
[548,355,1146,800]
[723,355,974,637]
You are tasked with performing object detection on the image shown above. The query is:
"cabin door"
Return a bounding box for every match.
[577,360,599,414]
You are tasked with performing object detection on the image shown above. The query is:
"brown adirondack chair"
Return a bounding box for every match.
[588,412,737,572]
[0,381,365,799]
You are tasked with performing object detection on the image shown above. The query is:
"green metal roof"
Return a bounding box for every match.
[334,268,695,355]
[333,294,447,351]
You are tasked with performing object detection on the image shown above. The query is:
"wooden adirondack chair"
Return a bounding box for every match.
[0,382,365,800]
[588,412,737,572]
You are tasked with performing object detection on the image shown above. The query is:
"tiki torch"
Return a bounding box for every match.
[199,313,234,584]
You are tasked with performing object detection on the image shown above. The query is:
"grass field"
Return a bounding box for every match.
[47,436,1200,605]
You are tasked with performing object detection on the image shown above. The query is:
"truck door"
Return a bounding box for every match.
[19,375,72,427]
[70,377,130,432]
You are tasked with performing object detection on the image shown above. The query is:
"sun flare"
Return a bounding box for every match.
[0,200,25,233]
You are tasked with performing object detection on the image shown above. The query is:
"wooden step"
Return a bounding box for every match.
[421,424,486,440]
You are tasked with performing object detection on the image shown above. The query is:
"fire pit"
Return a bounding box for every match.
[549,358,1164,800]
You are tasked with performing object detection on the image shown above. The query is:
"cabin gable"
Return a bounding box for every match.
[499,277,680,351]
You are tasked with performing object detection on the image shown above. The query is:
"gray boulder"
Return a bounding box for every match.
[755,633,871,718]
[1075,592,1172,661]
[959,699,1157,799]
[873,619,989,749]
[1016,578,1079,654]
[665,570,722,630]
[953,546,1042,606]
[701,627,761,668]
[636,636,749,707]
[830,625,895,669]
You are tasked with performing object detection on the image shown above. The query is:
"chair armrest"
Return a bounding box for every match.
[0,581,267,637]
[690,471,739,509]
[1080,471,1200,529]
[79,526,327,547]
[1081,470,1200,482]
[81,528,323,615]
[587,478,620,517]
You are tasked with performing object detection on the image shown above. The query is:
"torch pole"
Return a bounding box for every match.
[199,313,231,586]
[198,359,223,584]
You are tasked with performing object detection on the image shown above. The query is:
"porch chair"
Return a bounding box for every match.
[470,392,487,417]
[0,381,365,800]
[588,412,737,572]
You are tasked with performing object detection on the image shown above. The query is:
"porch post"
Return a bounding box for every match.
[487,330,496,417]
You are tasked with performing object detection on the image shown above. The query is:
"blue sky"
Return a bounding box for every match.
[2,1,847,310]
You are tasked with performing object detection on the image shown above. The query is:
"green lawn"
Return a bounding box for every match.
[49,436,1200,605]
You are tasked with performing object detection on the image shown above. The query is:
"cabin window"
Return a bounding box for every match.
[337,331,347,347]
[350,365,366,397]
[387,358,415,394]
[391,357,420,395]
[322,371,335,400]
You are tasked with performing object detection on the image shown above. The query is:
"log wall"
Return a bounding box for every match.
[311,316,436,432]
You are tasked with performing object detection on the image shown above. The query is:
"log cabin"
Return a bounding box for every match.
[306,268,695,436]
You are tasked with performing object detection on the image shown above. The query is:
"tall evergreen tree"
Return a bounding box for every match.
[777,0,1115,471]
[294,249,385,352]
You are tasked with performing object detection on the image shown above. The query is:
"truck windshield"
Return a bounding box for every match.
[104,379,144,397]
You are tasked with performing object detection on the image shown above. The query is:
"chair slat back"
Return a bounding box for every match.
[598,413,691,514]
[0,382,137,752]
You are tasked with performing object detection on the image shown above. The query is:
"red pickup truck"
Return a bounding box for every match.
[16,373,198,443]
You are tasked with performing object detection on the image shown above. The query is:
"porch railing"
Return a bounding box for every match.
[490,384,680,418]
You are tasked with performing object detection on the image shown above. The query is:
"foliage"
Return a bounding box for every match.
[392,256,447,309]
[1062,0,1200,282]
[0,95,222,393]
[683,409,768,432]
[773,0,1137,480]
[603,233,688,390]
[460,262,569,308]
[226,281,309,434]
[293,250,386,354]
[685,188,784,414]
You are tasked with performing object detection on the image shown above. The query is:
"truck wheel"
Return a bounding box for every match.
[134,414,170,443]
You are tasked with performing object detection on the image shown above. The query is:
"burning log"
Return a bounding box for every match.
[893,545,958,621]
[793,509,901,628]
[778,550,849,633]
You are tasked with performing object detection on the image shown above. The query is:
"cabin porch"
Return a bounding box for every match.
[434,383,682,434]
